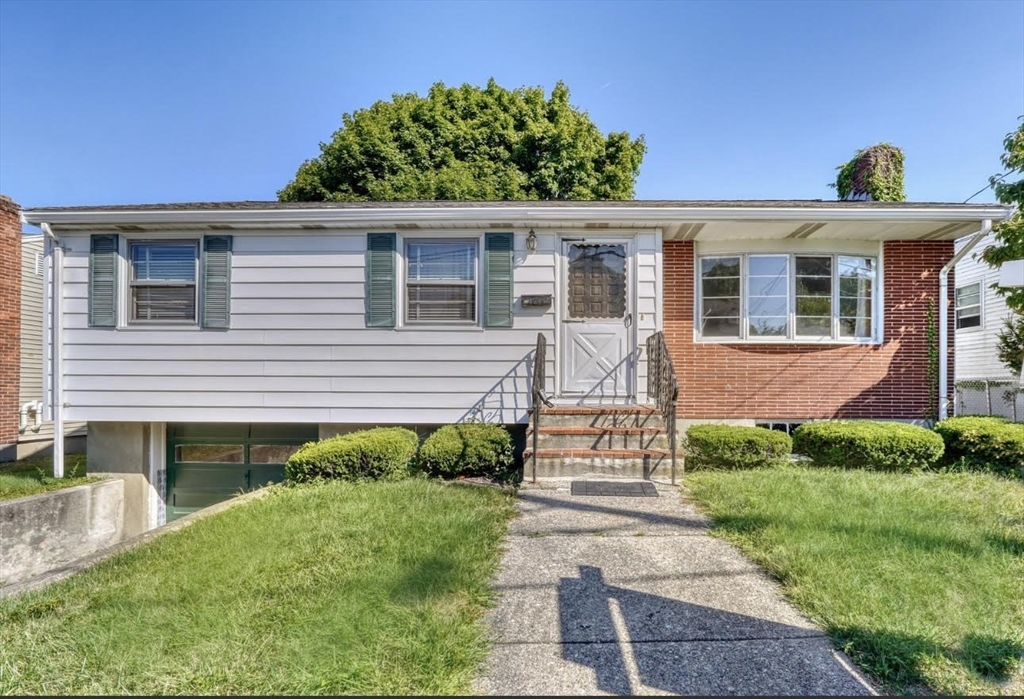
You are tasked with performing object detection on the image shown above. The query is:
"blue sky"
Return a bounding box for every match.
[1,0,1021,209]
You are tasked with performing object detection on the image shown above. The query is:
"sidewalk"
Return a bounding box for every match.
[474,478,877,696]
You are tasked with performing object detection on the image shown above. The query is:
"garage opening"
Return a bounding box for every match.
[166,423,318,522]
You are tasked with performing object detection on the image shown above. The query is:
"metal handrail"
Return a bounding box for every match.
[531,333,553,483]
[646,331,680,484]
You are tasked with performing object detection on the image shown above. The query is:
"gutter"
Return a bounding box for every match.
[20,203,1014,228]
[39,220,65,478]
[938,220,992,421]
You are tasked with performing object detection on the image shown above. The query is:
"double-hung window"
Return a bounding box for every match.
[405,239,478,324]
[129,241,199,323]
[88,234,232,329]
[955,283,982,329]
[698,253,877,342]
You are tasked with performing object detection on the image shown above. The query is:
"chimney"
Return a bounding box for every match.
[0,195,22,460]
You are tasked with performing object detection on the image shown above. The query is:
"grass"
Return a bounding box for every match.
[685,466,1024,696]
[0,453,92,501]
[0,478,517,695]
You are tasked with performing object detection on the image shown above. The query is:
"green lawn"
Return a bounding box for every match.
[685,466,1024,696]
[0,479,517,695]
[0,453,92,501]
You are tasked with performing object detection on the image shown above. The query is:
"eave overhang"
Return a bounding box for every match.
[22,201,1013,242]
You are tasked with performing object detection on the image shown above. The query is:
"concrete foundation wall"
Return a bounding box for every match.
[0,478,124,587]
[87,422,152,537]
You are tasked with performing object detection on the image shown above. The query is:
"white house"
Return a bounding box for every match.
[953,231,1023,418]
[13,198,1011,533]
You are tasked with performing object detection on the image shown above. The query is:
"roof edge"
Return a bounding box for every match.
[21,202,1014,227]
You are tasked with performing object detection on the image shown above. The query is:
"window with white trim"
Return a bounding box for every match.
[955,282,982,329]
[129,240,198,323]
[405,239,478,323]
[698,253,877,342]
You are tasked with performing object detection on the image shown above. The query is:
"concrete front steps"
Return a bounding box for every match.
[524,405,673,480]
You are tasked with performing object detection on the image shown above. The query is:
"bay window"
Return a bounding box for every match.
[698,253,877,342]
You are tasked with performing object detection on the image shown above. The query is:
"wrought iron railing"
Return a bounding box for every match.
[646,331,680,483]
[531,333,553,482]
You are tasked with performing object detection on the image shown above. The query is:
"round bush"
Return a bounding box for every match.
[418,423,514,479]
[684,424,792,470]
[792,420,944,471]
[285,427,419,483]
[933,416,1024,477]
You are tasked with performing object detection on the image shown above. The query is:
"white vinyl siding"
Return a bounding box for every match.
[954,233,1015,380]
[55,230,660,423]
[20,236,44,406]
[21,235,86,444]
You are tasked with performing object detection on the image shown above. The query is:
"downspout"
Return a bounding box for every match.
[938,220,992,421]
[40,221,64,478]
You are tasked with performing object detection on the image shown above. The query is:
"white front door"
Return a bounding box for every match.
[560,240,634,401]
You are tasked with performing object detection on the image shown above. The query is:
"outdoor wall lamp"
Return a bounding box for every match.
[526,228,537,252]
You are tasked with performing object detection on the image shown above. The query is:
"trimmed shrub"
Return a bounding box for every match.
[933,416,1024,477]
[285,427,419,483]
[684,425,792,469]
[792,420,944,471]
[418,423,514,480]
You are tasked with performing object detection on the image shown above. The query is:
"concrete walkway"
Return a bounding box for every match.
[474,479,877,696]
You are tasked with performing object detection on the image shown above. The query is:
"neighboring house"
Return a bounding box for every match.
[17,234,87,458]
[16,199,1011,533]
[0,194,87,462]
[953,231,1023,419]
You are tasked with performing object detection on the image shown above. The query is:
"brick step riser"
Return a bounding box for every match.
[527,456,671,480]
[536,413,666,429]
[533,433,670,451]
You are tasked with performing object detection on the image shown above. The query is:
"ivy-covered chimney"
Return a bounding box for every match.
[833,143,906,202]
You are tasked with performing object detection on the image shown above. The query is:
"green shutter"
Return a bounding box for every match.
[201,235,232,329]
[484,232,514,328]
[366,233,396,328]
[88,234,119,327]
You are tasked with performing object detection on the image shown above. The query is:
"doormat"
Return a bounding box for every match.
[570,480,659,497]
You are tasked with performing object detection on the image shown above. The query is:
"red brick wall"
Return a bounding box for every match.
[663,240,954,421]
[0,195,21,446]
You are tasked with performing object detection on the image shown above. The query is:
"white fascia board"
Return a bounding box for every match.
[21,204,1013,228]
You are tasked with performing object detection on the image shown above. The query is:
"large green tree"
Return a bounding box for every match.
[278,79,646,202]
[980,119,1024,376]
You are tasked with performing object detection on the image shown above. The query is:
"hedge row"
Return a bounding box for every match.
[791,421,944,471]
[685,417,1022,476]
[684,425,791,470]
[285,427,419,483]
[418,423,515,480]
[933,416,1024,477]
[285,423,516,483]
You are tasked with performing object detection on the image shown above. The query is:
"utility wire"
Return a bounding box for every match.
[963,172,1010,203]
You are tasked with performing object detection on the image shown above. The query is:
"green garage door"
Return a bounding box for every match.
[166,423,318,522]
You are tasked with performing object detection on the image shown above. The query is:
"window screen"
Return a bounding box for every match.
[406,240,477,323]
[130,241,198,323]
[955,283,981,329]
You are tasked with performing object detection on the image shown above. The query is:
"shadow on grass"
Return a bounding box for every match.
[834,626,1023,691]
[708,507,1017,562]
